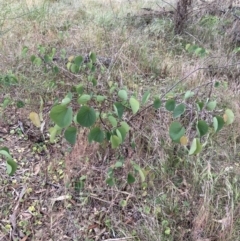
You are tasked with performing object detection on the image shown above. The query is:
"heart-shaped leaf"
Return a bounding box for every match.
[106,177,115,186]
[213,116,224,132]
[173,104,185,118]
[207,101,217,111]
[114,102,125,119]
[74,55,83,67]
[197,120,208,137]
[108,116,118,127]
[64,126,77,145]
[127,173,135,184]
[169,121,185,142]
[129,97,140,114]
[118,90,128,101]
[184,90,194,99]
[78,94,91,104]
[50,105,73,128]
[110,135,121,148]
[165,99,176,111]
[77,106,96,127]
[88,127,104,143]
[153,98,161,109]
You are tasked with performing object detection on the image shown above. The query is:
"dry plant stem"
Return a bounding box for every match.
[9,186,27,237]
[89,193,113,205]
[184,30,203,45]
[99,110,111,131]
[158,0,177,11]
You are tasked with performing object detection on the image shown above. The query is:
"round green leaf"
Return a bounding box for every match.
[50,105,73,128]
[118,90,128,101]
[88,127,104,143]
[213,116,224,132]
[3,98,10,108]
[127,173,135,184]
[74,55,83,67]
[70,63,79,73]
[64,126,77,145]
[197,120,209,137]
[165,99,176,111]
[61,93,72,105]
[207,101,217,111]
[96,95,106,102]
[44,54,51,63]
[169,121,185,142]
[153,98,161,109]
[120,121,130,132]
[16,100,25,108]
[225,109,234,125]
[165,227,171,235]
[106,177,115,186]
[120,199,127,207]
[115,161,123,168]
[129,97,140,114]
[110,135,121,148]
[33,57,42,66]
[184,90,194,99]
[108,116,118,127]
[173,104,185,118]
[78,94,91,104]
[6,159,17,175]
[77,106,96,127]
[76,84,84,95]
[30,55,36,62]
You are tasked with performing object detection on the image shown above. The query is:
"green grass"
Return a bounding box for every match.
[1,0,240,240]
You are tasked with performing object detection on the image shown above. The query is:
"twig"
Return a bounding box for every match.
[157,0,177,11]
[9,186,27,237]
[184,30,203,45]
[99,109,111,132]
[89,193,113,205]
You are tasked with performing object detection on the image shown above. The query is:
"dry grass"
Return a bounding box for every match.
[1,0,240,240]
